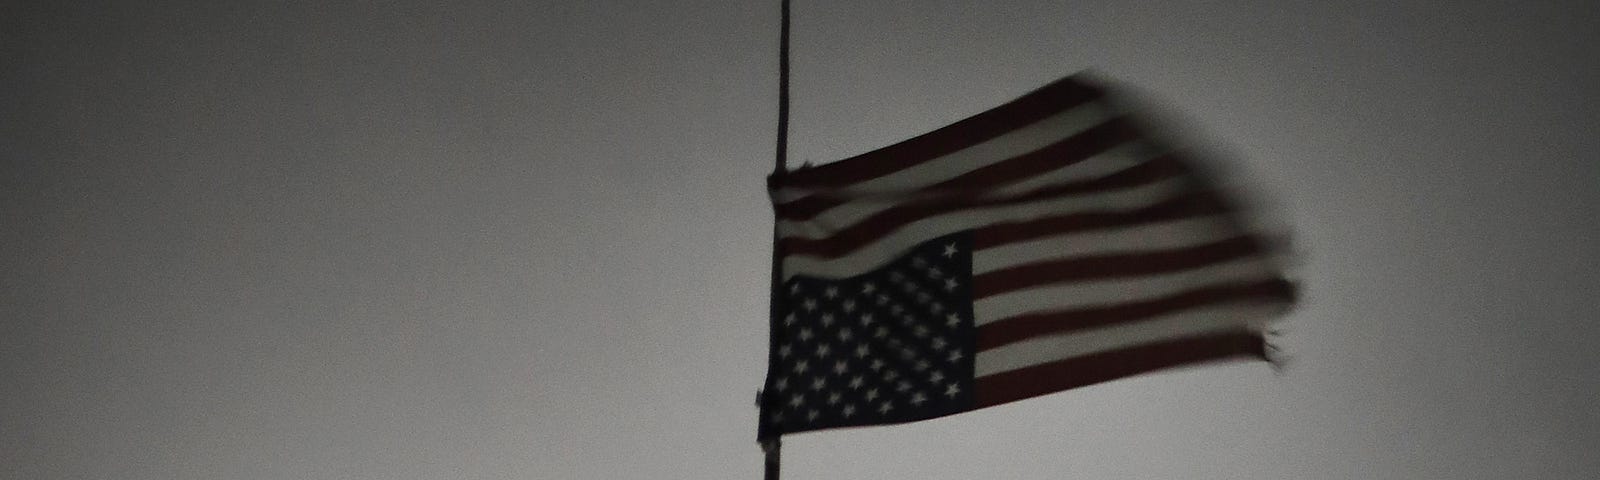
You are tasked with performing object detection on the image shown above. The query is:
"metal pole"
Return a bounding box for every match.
[774,0,791,175]
[764,1,791,479]
[763,437,782,480]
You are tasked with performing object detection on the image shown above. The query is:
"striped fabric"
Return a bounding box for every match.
[759,73,1295,439]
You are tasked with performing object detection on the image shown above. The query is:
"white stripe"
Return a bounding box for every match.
[992,142,1165,195]
[782,235,926,281]
[782,215,1238,280]
[973,302,1284,377]
[770,102,1114,202]
[775,141,1163,237]
[971,216,1243,275]
[781,177,1189,243]
[779,179,1193,280]
[972,257,1276,325]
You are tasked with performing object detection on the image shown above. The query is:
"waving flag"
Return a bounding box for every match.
[758,73,1296,439]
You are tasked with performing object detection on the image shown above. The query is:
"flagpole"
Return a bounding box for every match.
[774,0,791,175]
[762,438,781,480]
[763,0,791,479]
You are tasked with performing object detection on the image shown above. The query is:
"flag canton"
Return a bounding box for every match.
[761,232,976,437]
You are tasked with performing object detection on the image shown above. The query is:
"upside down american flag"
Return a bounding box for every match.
[757,72,1297,440]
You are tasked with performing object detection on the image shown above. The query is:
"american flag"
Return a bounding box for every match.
[757,73,1296,439]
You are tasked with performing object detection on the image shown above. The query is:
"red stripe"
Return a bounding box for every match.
[971,236,1270,299]
[975,279,1296,351]
[777,157,1188,258]
[772,75,1106,189]
[924,118,1144,192]
[776,118,1144,220]
[973,332,1267,408]
[970,191,1231,250]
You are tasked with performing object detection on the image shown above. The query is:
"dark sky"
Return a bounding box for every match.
[3,1,1598,479]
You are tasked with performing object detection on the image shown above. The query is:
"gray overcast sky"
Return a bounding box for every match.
[3,1,1598,479]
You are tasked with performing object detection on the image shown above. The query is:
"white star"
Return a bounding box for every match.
[878,401,894,415]
[854,345,869,358]
[816,343,832,357]
[798,328,814,341]
[848,376,864,389]
[775,377,789,391]
[944,383,961,398]
[942,243,957,258]
[838,327,853,342]
[770,412,784,423]
[833,360,847,375]
[789,282,803,294]
[779,344,793,357]
[842,404,856,417]
[927,267,943,278]
[948,351,965,362]
[865,389,879,401]
[874,326,889,339]
[929,371,945,383]
[802,298,817,311]
[861,282,876,294]
[794,360,809,374]
[910,392,928,406]
[807,409,819,421]
[827,392,841,405]
[943,278,959,292]
[842,300,855,313]
[820,313,834,326]
[824,286,839,299]
[914,359,930,372]
[896,380,912,392]
[875,294,890,306]
[913,325,929,338]
[889,271,905,282]
[890,304,904,315]
[929,302,945,313]
[945,313,962,327]
[783,313,797,326]
[911,256,928,268]
[930,337,947,351]
[789,394,804,408]
[858,314,875,326]
[869,359,885,371]
[811,377,826,390]
[884,370,899,381]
